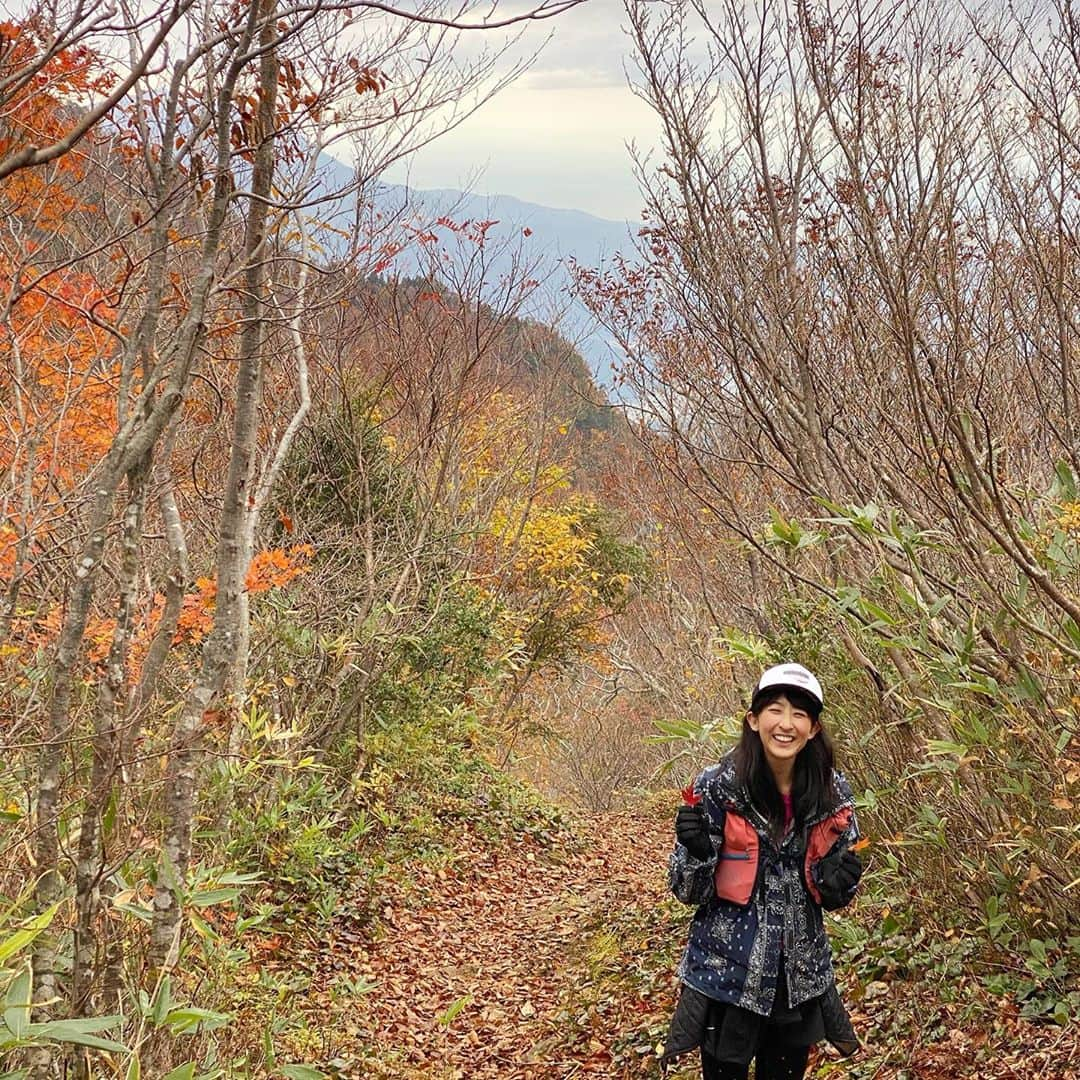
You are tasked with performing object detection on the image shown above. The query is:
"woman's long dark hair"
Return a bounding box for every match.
[733,685,835,839]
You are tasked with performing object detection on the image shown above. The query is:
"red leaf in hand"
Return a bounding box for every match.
[681,785,702,806]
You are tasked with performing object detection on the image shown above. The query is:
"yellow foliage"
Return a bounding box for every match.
[1056,501,1080,537]
[451,391,573,503]
[494,503,595,586]
[484,496,619,663]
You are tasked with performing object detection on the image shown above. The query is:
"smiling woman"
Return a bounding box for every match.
[664,663,863,1080]
[747,665,820,786]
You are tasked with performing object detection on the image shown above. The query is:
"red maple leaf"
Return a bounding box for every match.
[681,785,701,806]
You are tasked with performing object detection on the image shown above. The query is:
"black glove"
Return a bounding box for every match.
[815,846,862,910]
[675,804,713,861]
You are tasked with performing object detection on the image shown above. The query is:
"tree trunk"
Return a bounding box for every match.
[72,456,148,1077]
[150,1,279,970]
[29,474,121,1079]
[227,176,316,752]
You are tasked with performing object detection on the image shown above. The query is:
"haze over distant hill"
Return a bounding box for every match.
[316,156,638,386]
[387,186,635,261]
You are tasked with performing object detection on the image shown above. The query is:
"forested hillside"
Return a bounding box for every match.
[0,1,1078,1079]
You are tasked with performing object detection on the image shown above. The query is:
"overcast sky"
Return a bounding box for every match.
[383,0,661,222]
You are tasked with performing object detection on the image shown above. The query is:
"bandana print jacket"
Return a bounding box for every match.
[669,753,858,1016]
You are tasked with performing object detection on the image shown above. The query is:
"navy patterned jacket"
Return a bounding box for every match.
[669,753,859,1016]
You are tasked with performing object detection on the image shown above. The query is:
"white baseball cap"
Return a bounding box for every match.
[753,663,824,708]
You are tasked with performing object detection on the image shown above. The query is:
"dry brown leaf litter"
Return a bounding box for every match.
[255,806,1077,1079]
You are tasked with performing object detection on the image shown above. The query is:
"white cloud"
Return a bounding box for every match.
[378,0,659,219]
[385,82,658,219]
[519,67,628,91]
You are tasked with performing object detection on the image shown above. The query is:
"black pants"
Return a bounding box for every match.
[700,1043,810,1080]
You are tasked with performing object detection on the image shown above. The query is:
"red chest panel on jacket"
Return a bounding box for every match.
[713,813,760,904]
[804,805,854,902]
[713,805,854,906]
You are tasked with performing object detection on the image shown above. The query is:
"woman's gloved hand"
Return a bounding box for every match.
[675,804,714,861]
[815,846,863,910]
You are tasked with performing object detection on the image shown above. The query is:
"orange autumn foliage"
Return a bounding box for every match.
[0,21,120,561]
[142,545,314,665]
[0,266,118,484]
[0,22,116,139]
[1,546,314,683]
[0,525,16,577]
[245,544,313,594]
[0,25,120,595]
[167,545,316,651]
[174,578,218,648]
[0,264,118,602]
[0,20,113,226]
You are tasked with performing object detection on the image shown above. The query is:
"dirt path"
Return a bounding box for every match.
[295,804,1078,1080]
[341,807,673,1078]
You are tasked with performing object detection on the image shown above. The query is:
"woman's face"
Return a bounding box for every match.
[747,692,819,770]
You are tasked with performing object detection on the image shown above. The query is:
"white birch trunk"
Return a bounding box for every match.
[227,144,318,752]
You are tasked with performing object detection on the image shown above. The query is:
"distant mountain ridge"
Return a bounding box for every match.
[316,155,636,385]
[375,183,634,386]
[381,184,634,251]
